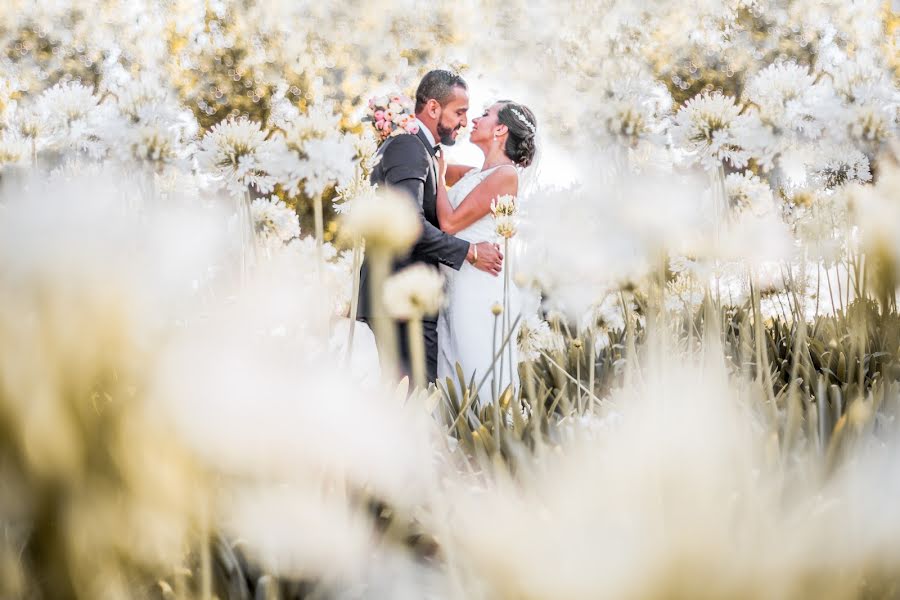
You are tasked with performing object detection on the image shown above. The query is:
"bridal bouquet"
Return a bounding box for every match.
[364,93,419,143]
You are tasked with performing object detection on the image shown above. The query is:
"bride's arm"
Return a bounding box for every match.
[436,157,518,235]
[445,164,476,186]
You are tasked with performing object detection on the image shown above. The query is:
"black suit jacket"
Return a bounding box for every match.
[356,128,470,322]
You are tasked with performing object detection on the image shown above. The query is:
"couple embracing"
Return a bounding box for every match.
[357,70,538,400]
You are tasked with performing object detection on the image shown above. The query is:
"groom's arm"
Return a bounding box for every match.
[381,135,470,270]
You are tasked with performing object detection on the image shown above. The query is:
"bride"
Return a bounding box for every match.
[435,100,538,405]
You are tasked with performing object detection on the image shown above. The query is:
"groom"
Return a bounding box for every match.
[357,69,504,383]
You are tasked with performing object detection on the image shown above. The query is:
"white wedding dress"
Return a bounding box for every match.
[437,165,521,406]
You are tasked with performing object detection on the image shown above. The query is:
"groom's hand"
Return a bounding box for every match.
[468,242,503,276]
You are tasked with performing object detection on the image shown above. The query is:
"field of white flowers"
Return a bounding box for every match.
[1,1,899,599]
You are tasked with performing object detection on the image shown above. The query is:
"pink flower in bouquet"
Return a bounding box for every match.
[391,95,402,103]
[384,110,395,123]
[405,122,419,134]
[374,110,385,121]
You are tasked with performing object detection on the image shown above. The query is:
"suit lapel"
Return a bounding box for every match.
[413,129,438,207]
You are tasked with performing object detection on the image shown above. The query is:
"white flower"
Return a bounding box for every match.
[269,129,357,199]
[724,171,775,216]
[31,81,113,159]
[490,194,517,217]
[665,272,706,315]
[491,194,518,239]
[334,170,377,216]
[251,197,301,245]
[846,104,895,147]
[100,78,198,166]
[267,95,356,198]
[671,91,761,170]
[196,116,279,196]
[340,186,420,253]
[578,293,627,334]
[743,62,839,141]
[0,130,32,170]
[382,264,445,319]
[299,135,357,198]
[516,314,563,363]
[808,145,872,189]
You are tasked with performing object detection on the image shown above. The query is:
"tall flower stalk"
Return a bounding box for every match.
[492,194,519,402]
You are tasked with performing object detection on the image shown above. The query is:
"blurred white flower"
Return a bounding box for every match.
[516,314,563,363]
[267,94,357,198]
[724,171,775,216]
[31,81,113,159]
[299,135,357,197]
[850,163,900,275]
[0,130,32,170]
[808,145,872,189]
[578,292,628,334]
[383,264,445,319]
[341,186,420,253]
[846,104,896,148]
[743,62,839,141]
[251,196,300,246]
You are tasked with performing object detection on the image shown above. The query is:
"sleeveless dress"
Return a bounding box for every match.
[437,165,521,406]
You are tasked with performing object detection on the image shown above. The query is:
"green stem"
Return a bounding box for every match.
[503,238,514,397]
[491,311,499,406]
[539,350,604,406]
[408,316,426,391]
[345,242,363,364]
[314,193,325,279]
[369,248,398,379]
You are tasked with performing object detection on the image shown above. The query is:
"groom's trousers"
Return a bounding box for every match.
[397,319,439,384]
[358,317,438,383]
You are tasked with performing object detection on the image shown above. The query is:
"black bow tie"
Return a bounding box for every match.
[432,144,441,156]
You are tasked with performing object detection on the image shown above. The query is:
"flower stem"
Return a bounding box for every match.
[345,242,363,364]
[314,193,325,280]
[504,238,514,396]
[368,247,398,379]
[408,316,426,391]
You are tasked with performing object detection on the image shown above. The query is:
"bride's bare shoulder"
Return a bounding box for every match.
[479,165,518,193]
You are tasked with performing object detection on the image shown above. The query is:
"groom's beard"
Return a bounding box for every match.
[437,120,460,146]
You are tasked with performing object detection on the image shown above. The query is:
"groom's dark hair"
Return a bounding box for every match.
[415,70,467,114]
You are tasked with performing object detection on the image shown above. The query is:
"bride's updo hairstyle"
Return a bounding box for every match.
[496,101,537,168]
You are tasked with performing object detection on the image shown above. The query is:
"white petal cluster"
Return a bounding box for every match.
[808,145,872,189]
[724,171,776,216]
[382,264,445,320]
[340,186,420,253]
[251,197,300,246]
[196,116,279,196]
[491,194,518,239]
[516,315,557,363]
[0,130,32,171]
[671,91,763,170]
[268,94,358,198]
[28,81,114,159]
[744,62,839,141]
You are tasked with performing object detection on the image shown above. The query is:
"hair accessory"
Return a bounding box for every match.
[508,107,536,135]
